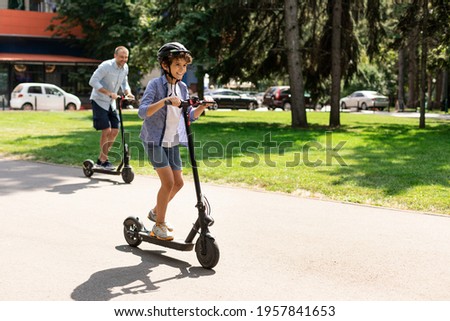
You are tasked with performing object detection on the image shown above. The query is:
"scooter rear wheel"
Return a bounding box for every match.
[123,217,143,247]
[195,236,220,269]
[82,160,94,177]
[83,167,94,177]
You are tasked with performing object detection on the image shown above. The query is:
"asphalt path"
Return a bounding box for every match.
[0,158,449,301]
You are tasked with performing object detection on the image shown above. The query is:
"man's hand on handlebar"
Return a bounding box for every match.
[124,93,135,101]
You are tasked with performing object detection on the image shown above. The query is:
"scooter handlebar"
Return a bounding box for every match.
[179,97,215,108]
[117,95,136,110]
[122,94,135,102]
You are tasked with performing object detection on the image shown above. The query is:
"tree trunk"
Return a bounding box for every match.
[427,74,433,110]
[284,0,307,128]
[397,48,405,111]
[444,69,449,112]
[407,27,419,110]
[434,70,444,110]
[196,65,205,99]
[419,0,428,129]
[329,0,342,128]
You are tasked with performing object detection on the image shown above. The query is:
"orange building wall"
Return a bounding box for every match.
[0,9,84,38]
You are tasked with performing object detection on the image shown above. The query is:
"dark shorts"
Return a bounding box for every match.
[144,144,182,171]
[92,100,120,130]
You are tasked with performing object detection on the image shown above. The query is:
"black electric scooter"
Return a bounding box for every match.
[82,96,135,184]
[122,98,220,269]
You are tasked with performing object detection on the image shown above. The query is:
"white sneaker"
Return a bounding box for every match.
[150,223,174,241]
[148,209,174,232]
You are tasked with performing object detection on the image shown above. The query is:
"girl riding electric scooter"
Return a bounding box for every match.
[123,42,219,269]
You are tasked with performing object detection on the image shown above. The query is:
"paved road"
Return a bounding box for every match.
[1,158,449,301]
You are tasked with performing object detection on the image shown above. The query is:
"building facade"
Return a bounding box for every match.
[0,0,100,108]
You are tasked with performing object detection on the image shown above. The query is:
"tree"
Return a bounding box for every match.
[419,0,428,128]
[423,0,450,111]
[329,0,342,128]
[397,48,406,111]
[284,0,307,128]
[49,0,139,59]
[144,0,311,127]
[394,0,449,127]
[50,0,449,127]
[48,0,142,88]
[314,0,361,126]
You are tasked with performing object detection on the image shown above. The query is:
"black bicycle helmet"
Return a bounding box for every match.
[157,42,191,63]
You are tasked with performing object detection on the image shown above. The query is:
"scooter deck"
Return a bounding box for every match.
[91,167,121,175]
[139,231,194,251]
[83,159,123,175]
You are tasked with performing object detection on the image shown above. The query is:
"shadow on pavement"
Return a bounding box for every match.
[0,159,123,195]
[45,177,122,194]
[71,245,215,301]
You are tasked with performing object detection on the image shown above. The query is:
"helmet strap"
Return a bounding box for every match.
[165,66,180,83]
[164,66,179,97]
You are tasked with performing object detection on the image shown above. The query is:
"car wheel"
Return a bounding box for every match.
[66,103,76,111]
[248,102,256,110]
[340,102,346,110]
[22,103,33,111]
[283,102,291,111]
[361,102,368,110]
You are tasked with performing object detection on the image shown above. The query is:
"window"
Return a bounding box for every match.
[0,65,7,107]
[8,0,25,10]
[28,86,43,94]
[30,0,58,12]
[45,86,62,95]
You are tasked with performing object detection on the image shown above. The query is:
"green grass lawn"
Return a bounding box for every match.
[1,109,449,214]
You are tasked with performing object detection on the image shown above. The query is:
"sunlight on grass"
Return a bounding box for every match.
[0,110,448,214]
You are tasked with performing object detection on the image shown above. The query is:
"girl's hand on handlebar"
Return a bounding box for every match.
[167,97,181,107]
[202,95,215,107]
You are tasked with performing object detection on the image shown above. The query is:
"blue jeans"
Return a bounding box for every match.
[144,144,182,170]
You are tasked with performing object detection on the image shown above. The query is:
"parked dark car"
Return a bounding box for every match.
[209,89,259,110]
[262,86,319,111]
[262,86,289,110]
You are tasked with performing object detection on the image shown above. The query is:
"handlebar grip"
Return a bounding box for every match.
[179,98,215,108]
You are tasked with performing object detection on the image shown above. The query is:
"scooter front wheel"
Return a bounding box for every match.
[195,236,220,269]
[122,167,134,184]
[123,217,143,247]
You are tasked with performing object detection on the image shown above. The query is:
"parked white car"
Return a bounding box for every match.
[10,83,81,111]
[340,90,389,111]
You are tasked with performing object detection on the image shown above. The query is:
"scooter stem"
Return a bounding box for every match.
[181,102,213,244]
[181,102,203,202]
